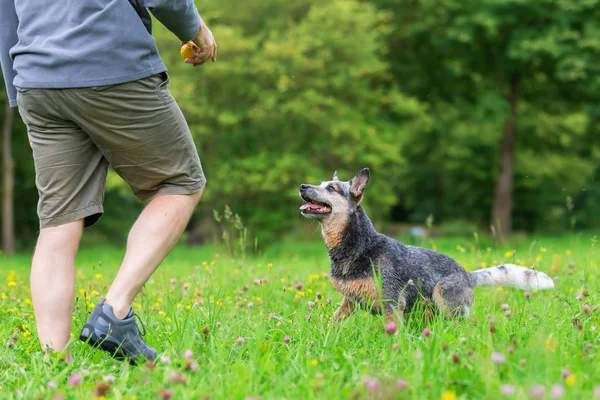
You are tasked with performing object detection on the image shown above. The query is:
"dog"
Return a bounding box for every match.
[299,168,554,323]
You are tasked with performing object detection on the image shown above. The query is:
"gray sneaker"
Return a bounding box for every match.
[79,298,157,365]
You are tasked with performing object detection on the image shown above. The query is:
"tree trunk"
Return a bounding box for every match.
[491,76,520,241]
[2,103,15,256]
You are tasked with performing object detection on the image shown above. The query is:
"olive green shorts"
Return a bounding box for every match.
[16,73,206,229]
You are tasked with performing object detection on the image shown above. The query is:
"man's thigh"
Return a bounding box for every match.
[57,73,206,202]
[16,89,108,228]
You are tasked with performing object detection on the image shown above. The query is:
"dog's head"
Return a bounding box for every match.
[298,168,370,221]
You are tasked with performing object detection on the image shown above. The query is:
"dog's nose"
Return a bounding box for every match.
[300,184,310,191]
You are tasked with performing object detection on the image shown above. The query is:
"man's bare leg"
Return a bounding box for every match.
[104,190,203,319]
[30,220,84,363]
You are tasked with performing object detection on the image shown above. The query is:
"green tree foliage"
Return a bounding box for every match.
[379,0,600,233]
[2,0,600,250]
[149,0,431,244]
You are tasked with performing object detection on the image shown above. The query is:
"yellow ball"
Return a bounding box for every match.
[180,41,200,60]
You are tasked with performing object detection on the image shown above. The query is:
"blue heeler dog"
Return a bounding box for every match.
[299,168,554,323]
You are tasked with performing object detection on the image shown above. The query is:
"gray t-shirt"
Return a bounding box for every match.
[0,0,201,107]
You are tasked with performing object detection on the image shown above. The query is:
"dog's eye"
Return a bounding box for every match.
[327,185,335,192]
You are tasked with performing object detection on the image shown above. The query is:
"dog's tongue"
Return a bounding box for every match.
[300,203,320,211]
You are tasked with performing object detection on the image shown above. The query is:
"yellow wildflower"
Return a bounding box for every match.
[311,359,318,366]
[8,281,17,287]
[566,374,576,386]
[441,391,457,400]
[95,274,102,279]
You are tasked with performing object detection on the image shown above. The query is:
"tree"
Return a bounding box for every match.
[377,0,600,238]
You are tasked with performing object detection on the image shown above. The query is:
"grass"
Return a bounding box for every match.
[0,233,599,399]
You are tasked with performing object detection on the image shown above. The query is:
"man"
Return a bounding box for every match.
[0,0,217,364]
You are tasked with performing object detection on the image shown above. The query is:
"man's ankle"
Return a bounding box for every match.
[103,297,131,320]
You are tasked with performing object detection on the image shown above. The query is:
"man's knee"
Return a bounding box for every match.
[37,220,84,251]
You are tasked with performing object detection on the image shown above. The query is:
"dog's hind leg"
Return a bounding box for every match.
[432,273,474,318]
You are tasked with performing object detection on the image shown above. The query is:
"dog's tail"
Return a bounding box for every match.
[468,263,554,290]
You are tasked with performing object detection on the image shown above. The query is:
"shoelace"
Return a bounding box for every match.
[133,313,147,337]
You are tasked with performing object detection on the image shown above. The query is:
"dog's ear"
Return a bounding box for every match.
[350,168,370,202]
[333,170,339,181]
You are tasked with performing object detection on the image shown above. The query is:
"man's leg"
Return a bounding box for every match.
[30,220,83,362]
[104,189,203,319]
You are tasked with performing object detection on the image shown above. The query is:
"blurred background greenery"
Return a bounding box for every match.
[1,0,600,254]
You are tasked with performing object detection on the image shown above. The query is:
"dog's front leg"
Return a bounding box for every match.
[332,297,355,323]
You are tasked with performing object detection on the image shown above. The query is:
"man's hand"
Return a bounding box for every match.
[183,20,217,66]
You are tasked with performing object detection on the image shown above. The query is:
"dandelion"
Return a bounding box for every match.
[491,352,505,364]
[441,390,457,400]
[500,384,515,396]
[237,337,245,345]
[68,372,82,387]
[385,321,397,335]
[422,329,431,337]
[565,375,576,387]
[184,350,193,360]
[283,336,290,344]
[550,384,564,399]
[524,291,531,298]
[311,359,318,366]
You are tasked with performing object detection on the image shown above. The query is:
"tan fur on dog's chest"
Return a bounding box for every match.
[331,277,381,311]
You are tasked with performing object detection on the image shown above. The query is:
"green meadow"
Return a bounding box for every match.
[1,233,598,399]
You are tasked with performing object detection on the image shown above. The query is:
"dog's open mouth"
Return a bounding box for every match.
[300,201,332,215]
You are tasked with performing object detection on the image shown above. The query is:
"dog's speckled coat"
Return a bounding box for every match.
[299,168,555,323]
